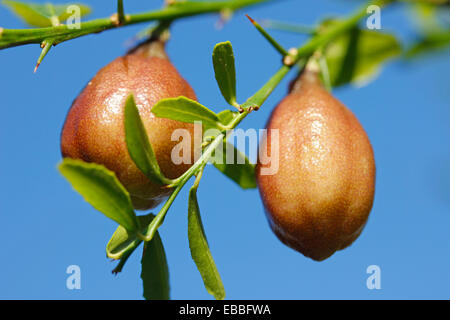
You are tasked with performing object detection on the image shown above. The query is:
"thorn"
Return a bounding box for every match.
[34,40,53,73]
[245,14,255,24]
[245,14,288,57]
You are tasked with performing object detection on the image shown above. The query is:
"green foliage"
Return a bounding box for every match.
[322,23,402,87]
[211,110,256,189]
[124,94,171,186]
[2,0,91,27]
[0,0,269,49]
[410,1,449,33]
[21,0,427,300]
[59,158,139,233]
[141,215,170,300]
[212,142,257,189]
[188,186,225,300]
[405,1,450,58]
[152,96,224,130]
[217,110,238,125]
[107,214,155,260]
[405,31,450,58]
[213,41,238,107]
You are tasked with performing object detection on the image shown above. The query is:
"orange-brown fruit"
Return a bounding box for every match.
[61,40,197,210]
[256,68,376,261]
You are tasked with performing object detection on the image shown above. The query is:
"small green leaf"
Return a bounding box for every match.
[141,217,170,300]
[213,41,238,107]
[152,96,223,130]
[107,214,154,260]
[405,31,450,58]
[212,142,256,189]
[323,23,402,87]
[124,95,171,185]
[188,187,225,300]
[410,1,446,34]
[217,110,238,126]
[2,1,91,27]
[59,158,139,233]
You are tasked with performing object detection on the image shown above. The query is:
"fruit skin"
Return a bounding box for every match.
[256,69,376,261]
[61,42,197,210]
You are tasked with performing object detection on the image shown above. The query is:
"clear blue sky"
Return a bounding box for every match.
[0,0,449,300]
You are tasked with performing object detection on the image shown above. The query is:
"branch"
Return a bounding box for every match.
[0,0,270,49]
[132,0,395,248]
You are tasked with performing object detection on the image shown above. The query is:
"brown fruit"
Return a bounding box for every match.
[61,41,197,210]
[256,68,376,261]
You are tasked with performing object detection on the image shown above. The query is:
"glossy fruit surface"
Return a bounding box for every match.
[61,42,197,210]
[256,69,376,261]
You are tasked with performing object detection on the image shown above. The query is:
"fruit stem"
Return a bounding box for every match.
[127,20,172,59]
[129,39,169,59]
[289,60,322,94]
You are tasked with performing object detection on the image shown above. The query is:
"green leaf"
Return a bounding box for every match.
[107,214,154,260]
[323,25,402,87]
[141,217,170,300]
[212,142,256,189]
[217,109,238,126]
[188,187,225,300]
[405,31,450,58]
[410,1,447,34]
[2,1,91,27]
[59,158,139,233]
[213,41,238,106]
[124,95,171,185]
[152,96,223,130]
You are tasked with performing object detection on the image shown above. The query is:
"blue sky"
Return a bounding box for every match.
[0,0,449,299]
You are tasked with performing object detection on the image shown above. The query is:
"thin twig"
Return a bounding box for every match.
[0,0,270,49]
